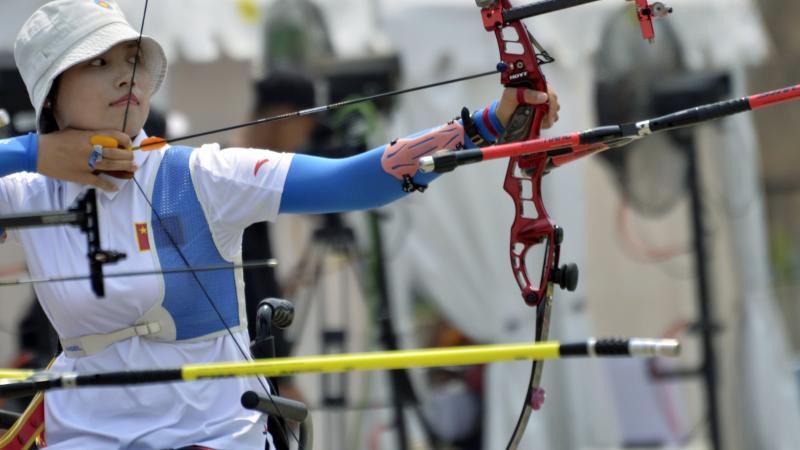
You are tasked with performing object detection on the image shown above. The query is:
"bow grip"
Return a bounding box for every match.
[499,77,549,145]
[499,104,547,145]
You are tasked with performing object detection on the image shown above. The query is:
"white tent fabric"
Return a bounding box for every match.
[715,67,800,450]
[118,0,266,63]
[0,0,265,63]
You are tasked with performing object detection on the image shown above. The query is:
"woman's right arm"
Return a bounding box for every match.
[0,133,37,177]
[0,129,137,190]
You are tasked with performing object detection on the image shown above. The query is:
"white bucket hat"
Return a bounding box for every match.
[14,0,167,132]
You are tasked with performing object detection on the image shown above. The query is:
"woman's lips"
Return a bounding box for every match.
[110,93,140,107]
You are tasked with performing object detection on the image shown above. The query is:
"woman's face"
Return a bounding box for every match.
[52,42,152,137]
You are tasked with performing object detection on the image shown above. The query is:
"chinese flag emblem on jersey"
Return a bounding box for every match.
[135,222,151,251]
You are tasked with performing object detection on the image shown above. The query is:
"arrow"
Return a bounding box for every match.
[0,338,679,397]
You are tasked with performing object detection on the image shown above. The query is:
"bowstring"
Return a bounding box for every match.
[122,1,300,447]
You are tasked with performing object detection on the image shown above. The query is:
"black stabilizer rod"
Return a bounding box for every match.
[504,0,603,22]
[647,97,751,132]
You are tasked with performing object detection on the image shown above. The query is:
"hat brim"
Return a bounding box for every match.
[33,21,167,132]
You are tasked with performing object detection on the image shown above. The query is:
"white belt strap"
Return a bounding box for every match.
[61,322,162,358]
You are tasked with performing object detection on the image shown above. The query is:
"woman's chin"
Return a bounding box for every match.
[104,109,148,135]
[123,124,144,138]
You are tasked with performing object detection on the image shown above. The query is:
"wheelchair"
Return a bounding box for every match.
[0,297,312,450]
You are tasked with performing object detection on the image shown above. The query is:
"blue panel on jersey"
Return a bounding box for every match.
[151,146,240,340]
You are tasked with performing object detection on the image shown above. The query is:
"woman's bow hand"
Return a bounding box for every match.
[496,84,560,131]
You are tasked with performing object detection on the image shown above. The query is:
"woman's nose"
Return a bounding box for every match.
[116,74,135,89]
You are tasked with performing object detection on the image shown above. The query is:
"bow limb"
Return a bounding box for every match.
[478,1,570,448]
[478,1,672,446]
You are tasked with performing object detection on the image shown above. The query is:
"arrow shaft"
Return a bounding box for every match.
[420,83,800,173]
[0,339,678,396]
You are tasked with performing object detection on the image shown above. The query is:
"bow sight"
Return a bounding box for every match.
[0,189,125,297]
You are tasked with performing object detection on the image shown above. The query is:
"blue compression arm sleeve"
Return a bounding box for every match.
[0,133,38,177]
[0,133,38,238]
[280,105,504,214]
[280,145,434,214]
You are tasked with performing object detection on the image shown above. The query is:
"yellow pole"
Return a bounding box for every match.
[183,341,562,380]
[0,369,34,381]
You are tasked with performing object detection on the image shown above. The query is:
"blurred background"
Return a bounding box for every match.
[1,0,799,449]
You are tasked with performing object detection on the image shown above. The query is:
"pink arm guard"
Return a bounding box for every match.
[380,121,465,180]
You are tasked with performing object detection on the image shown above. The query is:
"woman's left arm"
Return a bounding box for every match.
[280,86,558,214]
[280,118,474,214]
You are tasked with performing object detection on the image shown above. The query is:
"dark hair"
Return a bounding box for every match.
[39,77,61,134]
[254,70,315,112]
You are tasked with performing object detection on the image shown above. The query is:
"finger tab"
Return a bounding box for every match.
[91,135,119,149]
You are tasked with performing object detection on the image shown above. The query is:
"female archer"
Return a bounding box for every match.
[0,0,558,448]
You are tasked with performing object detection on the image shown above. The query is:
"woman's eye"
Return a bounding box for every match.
[89,58,106,67]
[128,54,143,64]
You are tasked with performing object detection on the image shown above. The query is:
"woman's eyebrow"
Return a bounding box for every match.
[120,43,143,54]
[123,44,145,58]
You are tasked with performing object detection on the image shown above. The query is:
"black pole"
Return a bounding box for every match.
[367,211,441,449]
[684,138,722,450]
[368,211,411,450]
[650,74,729,450]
